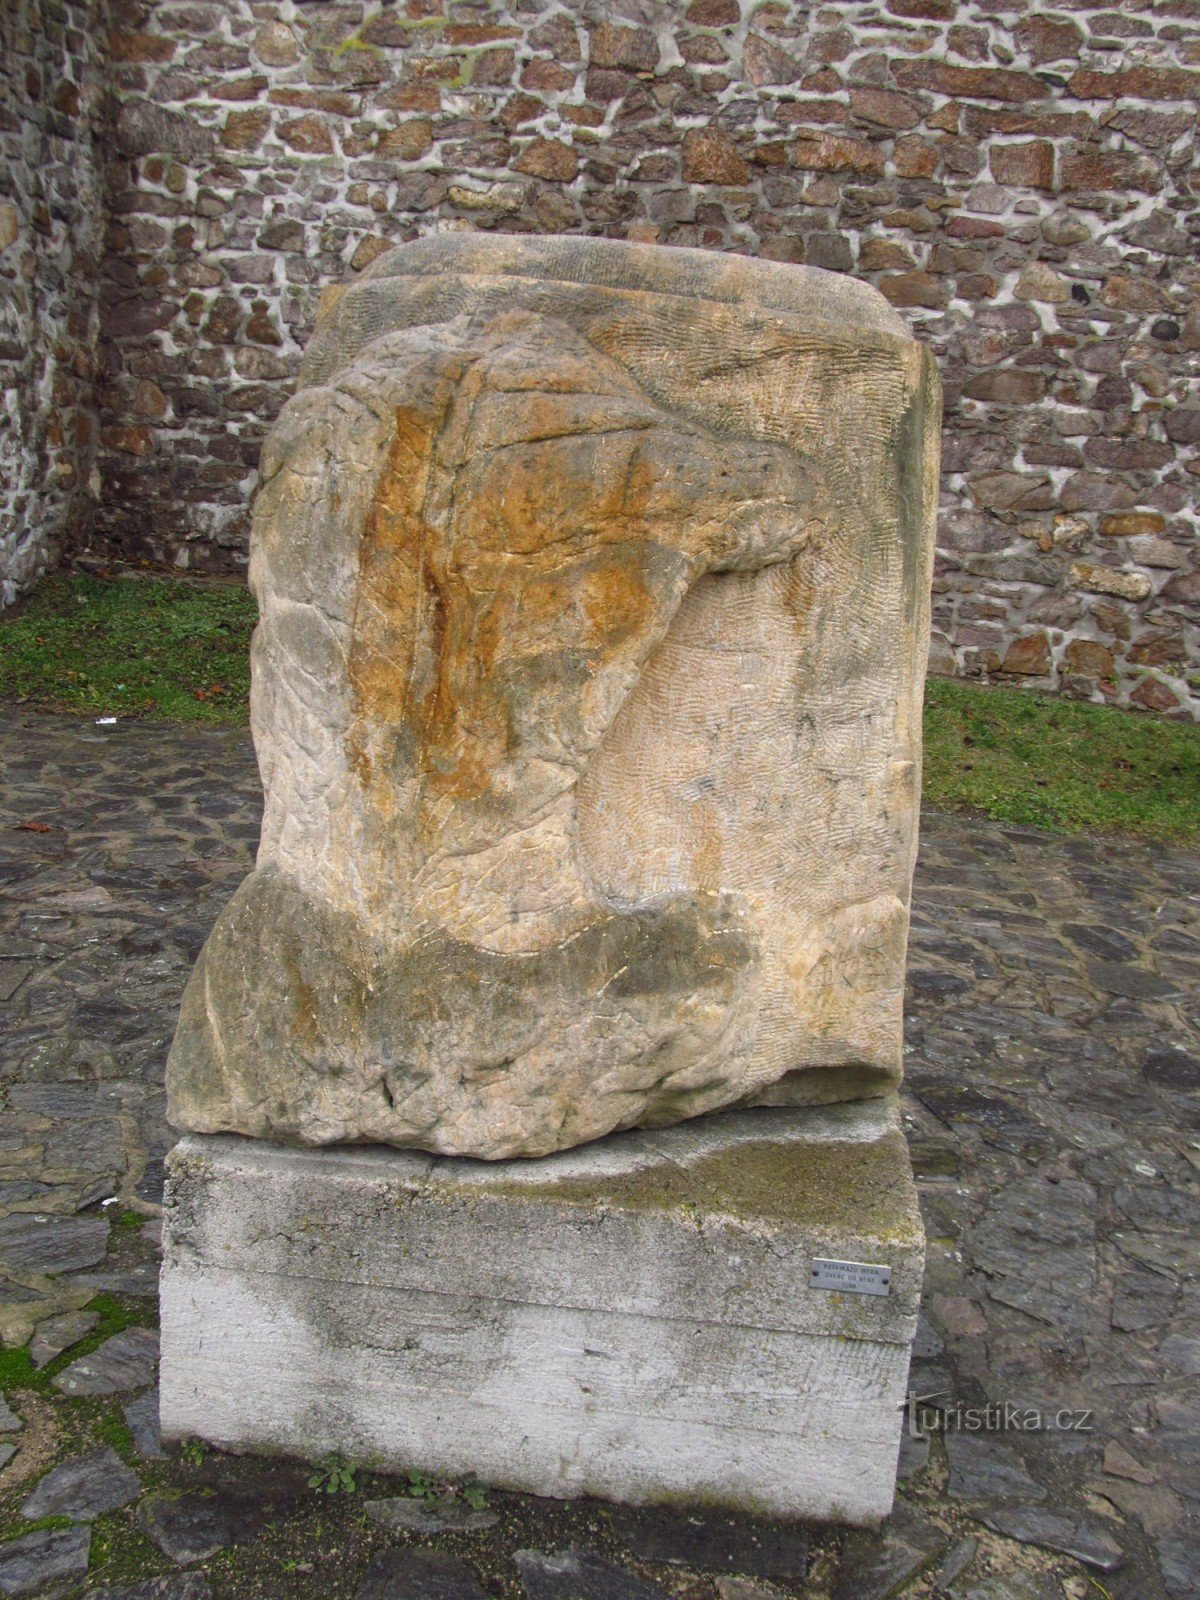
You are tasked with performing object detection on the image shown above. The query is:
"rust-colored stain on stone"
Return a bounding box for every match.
[167,235,940,1159]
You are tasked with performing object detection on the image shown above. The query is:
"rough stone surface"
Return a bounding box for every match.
[136,1467,306,1566]
[28,1310,99,1369]
[612,1507,808,1580]
[53,1328,159,1397]
[166,233,939,1159]
[516,1549,670,1600]
[0,0,104,607]
[123,1387,167,1461]
[1,709,1198,1595]
[0,1525,91,1599]
[363,1496,497,1534]
[83,1580,213,1600]
[832,1502,948,1599]
[356,1549,488,1600]
[160,1100,924,1525]
[20,1446,141,1522]
[976,1506,1124,1572]
[0,1214,108,1276]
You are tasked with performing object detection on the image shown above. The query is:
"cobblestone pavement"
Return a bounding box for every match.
[0,709,1196,1600]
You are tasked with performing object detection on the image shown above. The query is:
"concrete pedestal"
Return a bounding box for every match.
[159,1098,924,1526]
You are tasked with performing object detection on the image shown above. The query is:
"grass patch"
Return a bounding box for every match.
[1,572,1197,846]
[0,572,256,724]
[924,676,1200,846]
[0,1293,156,1398]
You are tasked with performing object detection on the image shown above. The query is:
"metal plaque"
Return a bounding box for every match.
[810,1257,892,1296]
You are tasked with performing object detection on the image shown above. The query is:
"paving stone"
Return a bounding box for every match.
[1159,1335,1200,1377]
[832,1503,948,1600]
[364,1496,497,1533]
[976,1505,1124,1571]
[83,1579,213,1600]
[356,1548,488,1600]
[28,1309,100,1368]
[0,1443,16,1471]
[713,1582,787,1600]
[123,1388,166,1460]
[21,1446,141,1522]
[1085,961,1179,1000]
[54,1328,159,1396]
[612,1507,808,1580]
[1102,1442,1157,1484]
[1062,923,1139,963]
[948,1572,1060,1600]
[945,1434,1047,1504]
[0,1525,91,1598]
[896,1429,930,1479]
[0,962,32,1001]
[516,1549,669,1600]
[1142,1048,1200,1090]
[1157,1523,1200,1600]
[136,1467,306,1565]
[934,1535,979,1588]
[0,1214,109,1275]
[0,1395,20,1433]
[969,1175,1097,1331]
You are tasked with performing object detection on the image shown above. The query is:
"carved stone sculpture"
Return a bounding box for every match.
[166,235,939,1159]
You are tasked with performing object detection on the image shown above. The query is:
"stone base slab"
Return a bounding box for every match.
[159,1098,924,1526]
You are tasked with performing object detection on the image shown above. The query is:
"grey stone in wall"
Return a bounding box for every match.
[0,0,105,606]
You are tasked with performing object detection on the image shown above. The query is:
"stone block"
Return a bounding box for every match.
[166,234,940,1162]
[160,1098,924,1526]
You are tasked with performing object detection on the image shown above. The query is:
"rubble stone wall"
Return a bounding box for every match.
[25,1,1200,713]
[0,0,106,606]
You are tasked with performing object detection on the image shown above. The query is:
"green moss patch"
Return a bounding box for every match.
[923,677,1200,847]
[0,572,256,725]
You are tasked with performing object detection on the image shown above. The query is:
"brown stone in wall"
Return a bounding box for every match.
[108,30,175,63]
[522,59,575,92]
[963,370,1047,405]
[514,138,578,183]
[879,273,946,310]
[1014,15,1084,65]
[1130,677,1181,713]
[1068,66,1200,102]
[682,128,749,184]
[849,87,924,131]
[893,136,938,179]
[1060,149,1161,193]
[253,22,299,68]
[1064,639,1114,678]
[989,140,1055,190]
[742,34,797,86]
[589,22,658,73]
[1000,633,1053,676]
[685,0,738,23]
[376,121,433,159]
[791,133,883,175]
[279,115,334,155]
[1127,633,1185,667]
[893,61,1044,103]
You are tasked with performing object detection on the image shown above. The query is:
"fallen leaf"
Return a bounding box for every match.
[14,821,53,834]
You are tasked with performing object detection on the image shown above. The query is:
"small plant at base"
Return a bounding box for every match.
[179,1438,207,1467]
[309,1453,356,1494]
[406,1468,437,1502]
[405,1469,489,1508]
